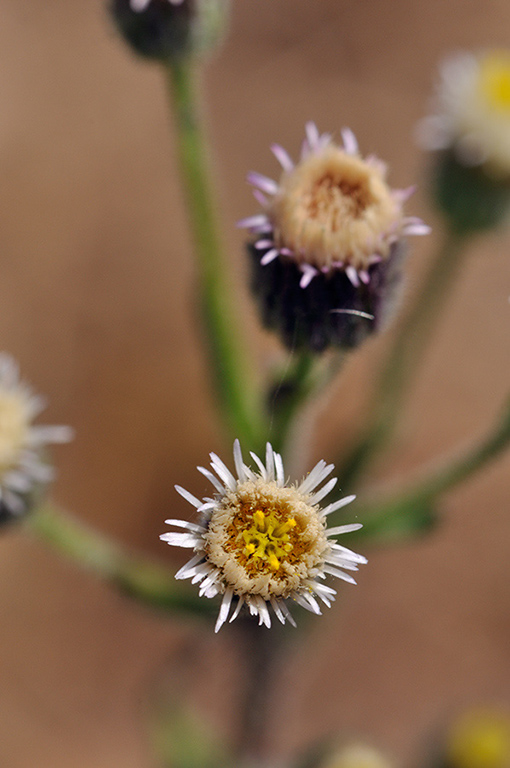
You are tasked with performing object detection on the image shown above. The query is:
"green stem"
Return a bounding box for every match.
[164,58,266,453]
[25,503,213,617]
[349,394,510,543]
[337,227,469,489]
[268,351,345,457]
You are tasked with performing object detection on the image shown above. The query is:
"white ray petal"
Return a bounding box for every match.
[321,494,356,516]
[308,476,338,505]
[175,485,203,509]
[209,453,237,490]
[229,596,245,623]
[215,587,234,633]
[163,518,206,533]
[159,532,202,548]
[197,466,226,494]
[327,523,363,536]
[323,565,357,584]
[233,438,247,482]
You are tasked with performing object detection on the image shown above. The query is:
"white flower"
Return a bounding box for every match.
[238,122,429,290]
[160,440,366,632]
[0,354,73,517]
[418,50,510,176]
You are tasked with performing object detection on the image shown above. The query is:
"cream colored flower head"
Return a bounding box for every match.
[238,122,428,289]
[418,50,510,177]
[0,354,72,518]
[160,440,366,632]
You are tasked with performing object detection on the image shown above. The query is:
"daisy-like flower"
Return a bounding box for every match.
[418,50,510,233]
[418,50,510,176]
[0,354,72,521]
[239,123,429,352]
[111,0,229,61]
[160,440,366,632]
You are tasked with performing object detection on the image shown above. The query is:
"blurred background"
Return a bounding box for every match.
[0,1,508,766]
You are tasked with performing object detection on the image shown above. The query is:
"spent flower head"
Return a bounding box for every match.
[160,440,366,632]
[110,0,230,61]
[418,50,510,232]
[0,354,72,522]
[239,123,429,352]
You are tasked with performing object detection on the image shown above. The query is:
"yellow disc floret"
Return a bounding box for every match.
[479,51,510,113]
[270,145,400,271]
[204,478,329,599]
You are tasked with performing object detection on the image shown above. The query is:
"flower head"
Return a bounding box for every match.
[418,51,510,233]
[160,440,366,632]
[110,0,230,61]
[0,354,72,521]
[419,51,510,177]
[239,123,428,351]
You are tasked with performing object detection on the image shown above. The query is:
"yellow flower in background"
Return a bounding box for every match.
[419,50,510,177]
[447,709,510,768]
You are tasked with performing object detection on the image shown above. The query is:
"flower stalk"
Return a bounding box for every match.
[347,394,510,543]
[337,226,469,489]
[25,502,213,617]
[164,57,266,453]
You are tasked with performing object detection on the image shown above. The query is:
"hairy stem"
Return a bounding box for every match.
[165,58,266,453]
[338,227,469,489]
[25,503,212,617]
[349,394,510,543]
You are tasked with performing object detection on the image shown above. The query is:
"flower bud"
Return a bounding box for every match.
[110,0,230,62]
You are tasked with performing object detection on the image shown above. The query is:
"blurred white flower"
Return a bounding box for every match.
[0,354,72,518]
[418,50,510,176]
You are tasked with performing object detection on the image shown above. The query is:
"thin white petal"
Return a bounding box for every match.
[175,485,203,509]
[159,532,202,548]
[308,476,338,505]
[270,597,286,624]
[164,518,206,533]
[215,587,234,633]
[229,596,245,623]
[197,466,226,495]
[233,438,251,483]
[274,452,285,486]
[321,494,356,516]
[327,523,363,536]
[249,450,268,480]
[209,453,237,490]
[265,443,275,481]
[280,600,297,627]
[298,460,334,495]
[323,565,357,584]
[175,554,205,579]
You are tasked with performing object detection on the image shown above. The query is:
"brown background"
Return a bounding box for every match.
[0,1,509,766]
